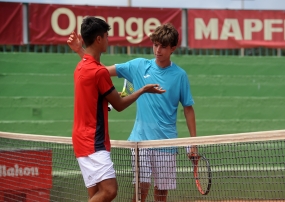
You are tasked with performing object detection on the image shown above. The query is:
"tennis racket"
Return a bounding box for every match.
[190,154,212,195]
[108,79,134,111]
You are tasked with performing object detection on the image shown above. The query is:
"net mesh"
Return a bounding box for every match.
[0,130,285,202]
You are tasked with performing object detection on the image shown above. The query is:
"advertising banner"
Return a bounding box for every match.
[0,2,23,45]
[0,149,52,190]
[29,4,182,46]
[188,9,285,49]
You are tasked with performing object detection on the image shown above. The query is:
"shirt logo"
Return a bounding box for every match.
[143,74,150,78]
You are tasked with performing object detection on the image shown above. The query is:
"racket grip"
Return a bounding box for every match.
[186,145,192,154]
[108,104,113,111]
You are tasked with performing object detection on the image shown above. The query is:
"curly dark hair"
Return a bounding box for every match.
[149,23,179,47]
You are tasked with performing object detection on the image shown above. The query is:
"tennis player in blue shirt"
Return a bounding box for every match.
[68,22,197,202]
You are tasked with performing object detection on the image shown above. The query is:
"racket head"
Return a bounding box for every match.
[109,79,134,111]
[121,79,134,97]
[191,154,212,195]
[125,79,134,95]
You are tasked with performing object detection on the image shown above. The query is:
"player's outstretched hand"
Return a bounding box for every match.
[67,31,83,52]
[142,84,166,94]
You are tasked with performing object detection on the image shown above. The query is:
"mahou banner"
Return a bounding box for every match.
[188,9,285,49]
[29,4,181,46]
[0,149,52,190]
[0,2,23,45]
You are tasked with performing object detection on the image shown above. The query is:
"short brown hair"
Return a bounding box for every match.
[149,23,179,47]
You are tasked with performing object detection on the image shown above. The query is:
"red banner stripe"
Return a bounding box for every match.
[0,3,23,45]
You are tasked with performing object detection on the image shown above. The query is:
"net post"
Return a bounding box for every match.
[134,142,140,202]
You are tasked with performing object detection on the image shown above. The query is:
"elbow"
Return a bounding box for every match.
[115,108,124,112]
[112,105,124,112]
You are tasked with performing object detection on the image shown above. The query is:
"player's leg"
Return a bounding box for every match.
[77,150,117,202]
[88,178,118,202]
[132,182,151,202]
[152,150,177,202]
[87,185,98,199]
[131,148,152,202]
[154,186,168,202]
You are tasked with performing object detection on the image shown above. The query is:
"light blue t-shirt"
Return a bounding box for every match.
[115,58,194,142]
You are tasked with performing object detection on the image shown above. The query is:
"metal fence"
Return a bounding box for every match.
[0,44,284,56]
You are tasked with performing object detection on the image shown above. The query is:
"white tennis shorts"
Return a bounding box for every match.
[131,149,177,190]
[77,151,116,188]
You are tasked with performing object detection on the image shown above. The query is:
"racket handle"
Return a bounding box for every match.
[186,145,192,154]
[108,104,113,111]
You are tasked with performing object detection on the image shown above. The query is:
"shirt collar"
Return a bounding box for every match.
[83,54,101,65]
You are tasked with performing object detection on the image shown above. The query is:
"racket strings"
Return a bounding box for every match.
[197,159,210,192]
[126,80,134,95]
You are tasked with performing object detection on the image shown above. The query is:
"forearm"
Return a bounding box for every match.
[107,84,164,112]
[112,89,143,112]
[184,106,196,137]
[184,106,197,156]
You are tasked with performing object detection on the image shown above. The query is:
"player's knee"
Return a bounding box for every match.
[110,188,118,199]
[105,186,117,200]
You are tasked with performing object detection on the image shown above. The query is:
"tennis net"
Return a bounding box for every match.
[0,130,285,202]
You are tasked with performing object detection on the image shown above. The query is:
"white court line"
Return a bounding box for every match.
[0,73,72,76]
[52,166,284,177]
[1,119,285,124]
[0,82,73,85]
[2,73,285,78]
[188,75,285,78]
[1,96,285,99]
[194,96,285,99]
[0,96,73,98]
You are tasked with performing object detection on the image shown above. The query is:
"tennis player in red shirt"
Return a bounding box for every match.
[71,17,166,202]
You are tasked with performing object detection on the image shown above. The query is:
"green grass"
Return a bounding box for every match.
[0,53,285,139]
